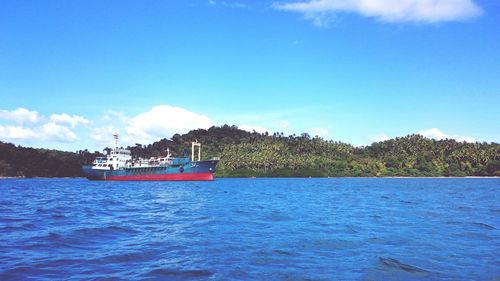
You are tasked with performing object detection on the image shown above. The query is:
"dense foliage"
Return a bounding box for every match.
[1,125,499,177]
[0,142,100,177]
[215,131,499,177]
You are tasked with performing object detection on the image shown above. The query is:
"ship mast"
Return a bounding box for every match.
[191,140,201,162]
[113,132,119,151]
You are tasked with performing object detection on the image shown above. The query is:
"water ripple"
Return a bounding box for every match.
[0,178,498,280]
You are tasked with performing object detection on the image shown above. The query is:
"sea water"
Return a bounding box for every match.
[0,178,498,280]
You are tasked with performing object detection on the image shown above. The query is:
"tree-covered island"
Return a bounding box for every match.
[1,125,499,178]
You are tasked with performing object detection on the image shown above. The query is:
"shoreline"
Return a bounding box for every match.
[1,176,499,180]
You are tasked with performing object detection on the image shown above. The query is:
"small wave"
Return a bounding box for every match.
[0,265,56,280]
[36,208,48,214]
[72,225,137,237]
[345,224,359,233]
[302,238,357,251]
[35,258,88,268]
[273,249,293,256]
[100,198,124,206]
[47,232,62,241]
[378,257,429,274]
[0,223,36,232]
[36,207,69,220]
[143,268,213,279]
[97,251,153,264]
[0,217,26,223]
[23,232,79,250]
[51,214,66,219]
[471,222,496,230]
[0,226,20,232]
[0,200,13,205]
[29,232,62,242]
[25,226,139,248]
[192,215,214,226]
[265,211,292,222]
[367,236,405,246]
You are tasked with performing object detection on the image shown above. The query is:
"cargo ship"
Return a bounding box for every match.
[82,134,219,181]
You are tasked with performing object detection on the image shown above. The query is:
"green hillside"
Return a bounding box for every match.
[1,125,499,178]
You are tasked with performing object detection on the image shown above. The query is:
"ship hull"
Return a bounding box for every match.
[106,172,213,181]
[82,160,218,181]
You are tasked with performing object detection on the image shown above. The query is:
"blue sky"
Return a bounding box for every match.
[1,0,499,151]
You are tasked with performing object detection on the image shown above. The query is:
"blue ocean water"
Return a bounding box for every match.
[0,178,498,281]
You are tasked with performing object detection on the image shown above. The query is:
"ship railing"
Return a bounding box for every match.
[125,163,170,169]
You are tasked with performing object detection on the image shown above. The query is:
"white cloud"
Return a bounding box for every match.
[40,123,78,142]
[273,0,482,25]
[0,108,82,143]
[208,0,216,6]
[90,126,120,146]
[50,113,89,128]
[0,125,37,140]
[239,125,269,134]
[0,123,77,143]
[370,134,390,143]
[0,107,39,124]
[310,127,329,137]
[418,128,476,143]
[125,105,214,144]
[101,110,129,123]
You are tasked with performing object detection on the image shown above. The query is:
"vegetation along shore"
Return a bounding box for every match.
[1,125,498,178]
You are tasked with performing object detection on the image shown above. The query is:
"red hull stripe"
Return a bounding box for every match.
[106,172,214,181]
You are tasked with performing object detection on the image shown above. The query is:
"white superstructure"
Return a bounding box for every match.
[91,133,132,170]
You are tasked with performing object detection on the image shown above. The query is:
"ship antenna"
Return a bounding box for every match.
[113,132,119,148]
